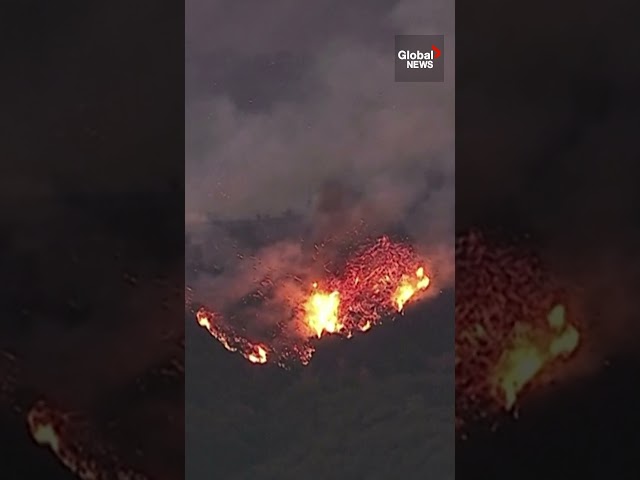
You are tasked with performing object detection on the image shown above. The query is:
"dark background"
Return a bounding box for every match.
[457,0,640,478]
[1,2,184,478]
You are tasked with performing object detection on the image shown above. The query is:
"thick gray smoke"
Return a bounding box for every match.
[186,0,455,315]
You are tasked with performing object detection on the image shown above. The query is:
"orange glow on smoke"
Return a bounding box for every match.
[194,236,432,367]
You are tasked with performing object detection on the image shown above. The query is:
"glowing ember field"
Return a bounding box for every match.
[455,230,581,429]
[27,401,147,480]
[195,236,432,366]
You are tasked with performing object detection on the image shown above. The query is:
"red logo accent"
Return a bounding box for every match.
[432,45,441,59]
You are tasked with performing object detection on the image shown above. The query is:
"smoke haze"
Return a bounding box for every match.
[186,0,455,313]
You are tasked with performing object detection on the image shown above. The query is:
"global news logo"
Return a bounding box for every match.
[395,35,444,82]
[397,46,442,69]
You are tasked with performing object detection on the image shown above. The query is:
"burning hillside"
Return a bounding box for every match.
[455,230,581,430]
[27,400,147,480]
[194,235,432,366]
[5,333,185,479]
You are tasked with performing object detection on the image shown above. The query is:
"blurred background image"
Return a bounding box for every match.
[455,0,640,478]
[1,2,184,478]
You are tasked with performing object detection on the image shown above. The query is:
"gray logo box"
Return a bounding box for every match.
[395,35,445,82]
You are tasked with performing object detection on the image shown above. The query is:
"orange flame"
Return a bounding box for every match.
[304,287,342,337]
[393,266,431,311]
[194,236,432,367]
[455,230,582,428]
[27,401,147,479]
[492,304,580,409]
[196,308,269,364]
[247,345,269,364]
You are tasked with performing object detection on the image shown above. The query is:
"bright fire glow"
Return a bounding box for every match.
[27,401,146,479]
[455,230,582,429]
[247,345,269,364]
[492,305,580,409]
[305,288,342,337]
[393,266,431,311]
[194,236,432,367]
[196,309,269,364]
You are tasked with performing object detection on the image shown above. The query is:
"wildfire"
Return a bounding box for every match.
[27,401,147,479]
[30,409,61,452]
[196,309,269,364]
[311,236,431,334]
[393,266,431,311]
[305,288,342,337]
[455,230,581,428]
[194,236,432,366]
[492,304,580,409]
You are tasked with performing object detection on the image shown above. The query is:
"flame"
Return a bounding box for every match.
[27,401,147,479]
[393,266,431,311]
[455,230,582,428]
[30,416,61,452]
[194,236,432,367]
[27,401,83,476]
[305,288,342,337]
[196,308,269,364]
[492,304,580,409]
[247,345,269,364]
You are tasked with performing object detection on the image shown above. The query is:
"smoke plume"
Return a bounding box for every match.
[186,0,455,318]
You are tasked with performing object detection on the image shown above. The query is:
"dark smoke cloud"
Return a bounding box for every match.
[186,0,455,310]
